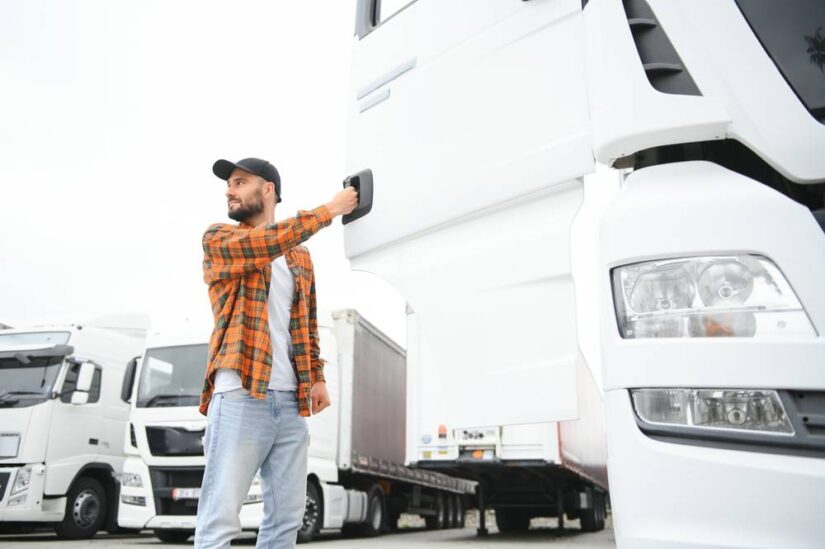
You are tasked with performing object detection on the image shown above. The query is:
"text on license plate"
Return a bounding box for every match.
[171,488,201,501]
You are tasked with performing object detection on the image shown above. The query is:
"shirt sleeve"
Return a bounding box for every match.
[202,205,332,283]
[308,260,326,384]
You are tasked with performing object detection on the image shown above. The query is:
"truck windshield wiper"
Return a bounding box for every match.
[139,394,198,407]
[0,392,20,406]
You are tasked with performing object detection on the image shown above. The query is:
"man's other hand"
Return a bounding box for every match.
[311,382,331,415]
[326,187,359,217]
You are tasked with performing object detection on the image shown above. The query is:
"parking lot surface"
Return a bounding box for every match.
[0,514,615,548]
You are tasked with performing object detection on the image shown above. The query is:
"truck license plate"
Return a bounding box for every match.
[171,488,201,501]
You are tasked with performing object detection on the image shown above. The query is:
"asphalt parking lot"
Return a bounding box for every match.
[0,513,615,548]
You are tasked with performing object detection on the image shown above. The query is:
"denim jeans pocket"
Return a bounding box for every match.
[220,387,251,401]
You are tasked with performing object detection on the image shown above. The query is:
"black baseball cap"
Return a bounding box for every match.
[213,157,282,203]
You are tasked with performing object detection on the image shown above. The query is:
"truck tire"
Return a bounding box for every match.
[54,477,107,539]
[494,509,531,532]
[424,493,446,530]
[355,484,386,537]
[153,530,193,543]
[579,491,606,533]
[454,494,465,528]
[297,481,323,543]
[445,493,455,528]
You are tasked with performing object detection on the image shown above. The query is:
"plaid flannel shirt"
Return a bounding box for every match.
[199,205,332,417]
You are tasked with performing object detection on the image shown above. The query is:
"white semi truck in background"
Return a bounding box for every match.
[345,1,825,547]
[118,309,475,543]
[0,321,144,538]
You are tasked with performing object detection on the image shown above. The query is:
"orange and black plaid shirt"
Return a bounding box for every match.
[199,205,332,417]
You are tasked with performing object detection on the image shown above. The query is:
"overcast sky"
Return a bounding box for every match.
[0,0,408,345]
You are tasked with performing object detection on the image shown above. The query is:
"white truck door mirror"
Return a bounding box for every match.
[75,362,96,393]
[70,390,90,405]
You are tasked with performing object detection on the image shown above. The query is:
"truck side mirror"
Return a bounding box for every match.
[75,362,96,393]
[71,391,89,405]
[122,356,140,403]
[342,169,374,225]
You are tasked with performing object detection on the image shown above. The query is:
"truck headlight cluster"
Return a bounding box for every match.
[121,472,144,487]
[612,255,816,339]
[631,389,794,435]
[11,467,31,495]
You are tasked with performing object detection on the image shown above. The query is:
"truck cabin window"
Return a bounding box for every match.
[376,0,415,24]
[60,364,102,404]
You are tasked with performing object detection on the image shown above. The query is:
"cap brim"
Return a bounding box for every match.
[213,159,252,181]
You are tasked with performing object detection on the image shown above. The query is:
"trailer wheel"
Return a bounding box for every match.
[54,477,107,539]
[454,495,465,528]
[355,484,386,537]
[579,491,606,533]
[424,493,446,530]
[153,530,192,543]
[494,509,530,532]
[445,493,455,528]
[297,481,323,543]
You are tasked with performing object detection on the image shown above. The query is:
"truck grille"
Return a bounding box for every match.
[148,466,204,516]
[146,426,204,456]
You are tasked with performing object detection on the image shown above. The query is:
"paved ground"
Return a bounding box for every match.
[0,514,616,548]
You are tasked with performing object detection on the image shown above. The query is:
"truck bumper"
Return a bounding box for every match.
[0,464,64,522]
[606,390,825,549]
[117,457,264,530]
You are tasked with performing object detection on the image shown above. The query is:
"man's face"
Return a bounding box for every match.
[225,168,272,222]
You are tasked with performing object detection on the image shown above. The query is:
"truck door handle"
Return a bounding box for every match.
[342,169,374,225]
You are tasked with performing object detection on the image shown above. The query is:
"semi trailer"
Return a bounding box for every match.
[345,1,825,547]
[118,309,475,543]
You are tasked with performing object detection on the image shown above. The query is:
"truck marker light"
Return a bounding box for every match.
[613,255,816,339]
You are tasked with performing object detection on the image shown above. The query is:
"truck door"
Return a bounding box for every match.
[45,363,105,494]
[346,0,594,427]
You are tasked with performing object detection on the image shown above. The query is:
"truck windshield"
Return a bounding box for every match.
[736,0,825,123]
[0,355,64,408]
[136,344,207,408]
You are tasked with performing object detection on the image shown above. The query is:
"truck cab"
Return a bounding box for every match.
[346,1,825,546]
[0,324,144,538]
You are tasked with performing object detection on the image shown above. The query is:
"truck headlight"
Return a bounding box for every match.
[631,389,794,435]
[121,472,143,487]
[612,255,816,339]
[11,467,32,495]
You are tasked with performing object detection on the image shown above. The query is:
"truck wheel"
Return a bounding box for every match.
[454,494,465,528]
[153,530,192,543]
[424,493,446,530]
[445,493,455,528]
[54,477,107,539]
[494,509,530,532]
[297,481,323,543]
[357,484,387,537]
[580,491,606,533]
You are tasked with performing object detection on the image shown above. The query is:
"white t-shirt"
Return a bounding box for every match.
[213,255,297,393]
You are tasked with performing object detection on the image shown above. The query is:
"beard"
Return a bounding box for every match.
[227,190,265,222]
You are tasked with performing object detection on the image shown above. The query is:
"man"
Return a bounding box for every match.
[195,157,358,549]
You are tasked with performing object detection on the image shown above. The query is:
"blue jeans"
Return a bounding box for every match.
[194,389,308,549]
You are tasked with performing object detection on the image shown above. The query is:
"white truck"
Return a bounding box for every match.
[345,1,825,547]
[0,322,144,538]
[118,309,475,543]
